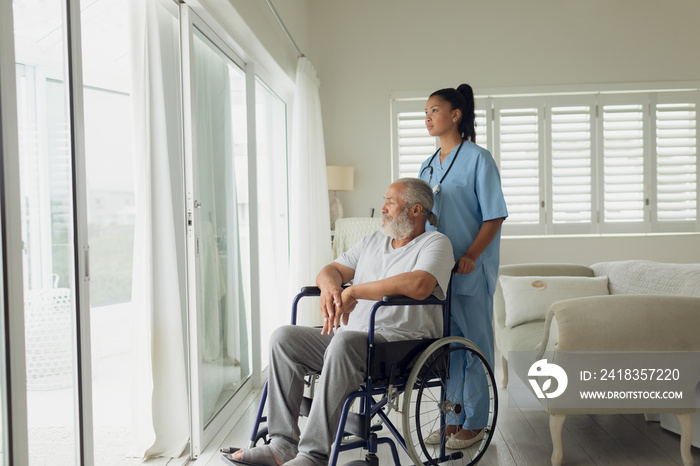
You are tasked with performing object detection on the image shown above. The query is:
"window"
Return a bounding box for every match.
[599,95,648,230]
[550,103,593,226]
[654,93,698,229]
[393,104,436,180]
[392,97,491,180]
[494,98,543,233]
[391,88,700,236]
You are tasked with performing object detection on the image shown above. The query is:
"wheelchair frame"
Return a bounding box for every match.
[226,283,498,466]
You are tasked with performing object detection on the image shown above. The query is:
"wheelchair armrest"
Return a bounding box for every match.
[300,289,436,303]
[382,294,439,304]
[299,285,350,294]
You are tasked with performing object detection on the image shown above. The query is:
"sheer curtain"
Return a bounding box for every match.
[128,0,189,458]
[288,57,332,326]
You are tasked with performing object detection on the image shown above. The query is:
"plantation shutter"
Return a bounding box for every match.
[392,97,491,180]
[654,96,698,224]
[495,99,544,232]
[392,89,699,235]
[600,100,648,225]
[550,103,594,225]
[396,109,436,179]
[474,107,489,149]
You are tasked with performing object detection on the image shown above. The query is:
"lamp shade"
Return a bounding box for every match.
[326,165,354,191]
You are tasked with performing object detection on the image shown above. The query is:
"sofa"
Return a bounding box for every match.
[494,260,700,466]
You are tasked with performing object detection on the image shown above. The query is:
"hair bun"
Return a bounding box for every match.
[457,83,474,99]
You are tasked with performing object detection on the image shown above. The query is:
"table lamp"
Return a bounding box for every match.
[327,165,354,230]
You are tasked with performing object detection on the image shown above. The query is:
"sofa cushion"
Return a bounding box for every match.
[500,275,610,328]
[591,260,700,297]
[496,320,546,355]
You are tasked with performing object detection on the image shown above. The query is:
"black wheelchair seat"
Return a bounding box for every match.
[368,338,437,384]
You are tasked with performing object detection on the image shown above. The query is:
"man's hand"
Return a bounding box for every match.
[316,263,356,334]
[321,286,358,334]
[320,284,343,335]
[335,287,358,329]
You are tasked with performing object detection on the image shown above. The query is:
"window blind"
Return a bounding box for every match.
[396,110,436,179]
[551,106,592,223]
[498,107,540,224]
[602,104,646,223]
[392,89,699,235]
[655,102,697,222]
[475,109,488,149]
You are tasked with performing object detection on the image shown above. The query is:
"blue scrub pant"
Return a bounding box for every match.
[445,287,494,430]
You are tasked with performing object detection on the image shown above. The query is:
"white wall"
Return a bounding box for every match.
[306,0,700,264]
[502,234,700,266]
[201,0,312,87]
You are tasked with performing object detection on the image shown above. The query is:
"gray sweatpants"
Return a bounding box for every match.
[266,325,386,466]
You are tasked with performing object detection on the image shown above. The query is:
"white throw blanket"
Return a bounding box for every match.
[591,260,700,297]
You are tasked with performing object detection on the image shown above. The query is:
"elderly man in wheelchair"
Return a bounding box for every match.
[224,178,497,466]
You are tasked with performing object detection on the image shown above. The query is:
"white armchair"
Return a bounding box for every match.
[332,217,382,258]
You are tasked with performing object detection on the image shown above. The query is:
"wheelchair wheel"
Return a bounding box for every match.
[401,336,498,466]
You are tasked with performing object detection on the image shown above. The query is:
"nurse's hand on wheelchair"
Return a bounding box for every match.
[454,254,476,275]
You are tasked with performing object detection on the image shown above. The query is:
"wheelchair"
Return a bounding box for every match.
[222,280,498,466]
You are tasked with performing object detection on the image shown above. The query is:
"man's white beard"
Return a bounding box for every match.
[380,207,414,240]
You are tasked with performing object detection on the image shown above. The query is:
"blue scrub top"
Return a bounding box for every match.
[419,141,508,296]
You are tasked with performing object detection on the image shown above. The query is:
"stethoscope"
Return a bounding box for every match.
[420,140,465,194]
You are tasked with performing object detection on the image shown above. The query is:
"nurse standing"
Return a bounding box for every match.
[419,84,508,448]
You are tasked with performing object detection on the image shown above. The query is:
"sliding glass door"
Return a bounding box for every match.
[0,1,18,462]
[13,0,79,465]
[13,1,92,464]
[181,7,252,455]
[2,1,292,462]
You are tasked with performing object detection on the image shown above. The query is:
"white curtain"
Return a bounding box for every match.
[288,58,332,326]
[128,0,189,458]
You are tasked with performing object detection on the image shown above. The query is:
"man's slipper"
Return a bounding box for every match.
[220,445,280,466]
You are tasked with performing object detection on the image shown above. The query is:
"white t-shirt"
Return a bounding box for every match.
[334,230,454,341]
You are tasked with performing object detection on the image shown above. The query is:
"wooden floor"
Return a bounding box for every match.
[200,355,700,466]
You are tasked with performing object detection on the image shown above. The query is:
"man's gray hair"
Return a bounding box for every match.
[395,177,439,227]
